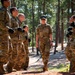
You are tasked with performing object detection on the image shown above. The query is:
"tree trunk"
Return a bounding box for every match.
[32,0,34,52]
[54,11,59,54]
[58,0,61,43]
[42,0,46,14]
[61,9,64,50]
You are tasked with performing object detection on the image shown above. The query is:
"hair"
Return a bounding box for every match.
[10,7,17,14]
[23,25,28,29]
[18,13,25,18]
[1,0,8,5]
[72,15,75,19]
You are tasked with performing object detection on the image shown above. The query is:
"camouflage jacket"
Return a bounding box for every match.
[36,23,52,40]
[0,7,11,31]
[9,16,19,39]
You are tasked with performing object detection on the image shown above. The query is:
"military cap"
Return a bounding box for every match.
[40,15,47,20]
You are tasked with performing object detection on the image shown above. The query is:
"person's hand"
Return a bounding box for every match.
[17,27,23,32]
[8,28,14,34]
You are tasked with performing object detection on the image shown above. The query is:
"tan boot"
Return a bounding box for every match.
[43,66,48,72]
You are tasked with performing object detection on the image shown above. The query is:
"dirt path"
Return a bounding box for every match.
[28,46,69,72]
[4,43,71,75]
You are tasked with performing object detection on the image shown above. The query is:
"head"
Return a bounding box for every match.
[10,7,18,17]
[1,0,10,8]
[18,13,25,22]
[23,25,29,32]
[40,15,47,25]
[69,15,75,23]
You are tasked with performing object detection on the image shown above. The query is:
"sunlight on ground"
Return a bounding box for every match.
[49,64,70,72]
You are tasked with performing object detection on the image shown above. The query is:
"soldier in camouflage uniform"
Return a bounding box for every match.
[0,0,11,74]
[13,13,27,70]
[36,15,53,71]
[65,15,75,72]
[21,25,29,70]
[7,7,19,72]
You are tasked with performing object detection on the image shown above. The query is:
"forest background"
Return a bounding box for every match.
[0,0,74,52]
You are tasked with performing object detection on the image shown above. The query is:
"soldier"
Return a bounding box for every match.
[18,13,25,27]
[13,13,27,70]
[36,15,53,71]
[0,0,11,74]
[22,25,29,70]
[7,7,19,72]
[65,15,75,72]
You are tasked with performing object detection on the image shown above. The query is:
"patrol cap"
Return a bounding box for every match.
[40,15,47,20]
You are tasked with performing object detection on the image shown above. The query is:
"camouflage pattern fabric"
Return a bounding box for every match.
[36,24,52,68]
[19,30,29,70]
[0,7,11,73]
[12,19,28,70]
[7,16,19,71]
[65,23,75,72]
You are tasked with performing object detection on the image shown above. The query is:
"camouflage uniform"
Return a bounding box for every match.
[36,24,52,70]
[21,31,29,70]
[0,7,11,73]
[7,16,19,71]
[13,20,26,70]
[65,22,75,72]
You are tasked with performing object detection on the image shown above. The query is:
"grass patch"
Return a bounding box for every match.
[49,64,70,72]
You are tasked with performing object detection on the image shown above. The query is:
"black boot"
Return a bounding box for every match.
[0,63,5,74]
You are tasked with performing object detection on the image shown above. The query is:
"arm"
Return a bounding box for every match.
[49,34,53,46]
[49,34,53,42]
[36,34,39,48]
[49,25,53,46]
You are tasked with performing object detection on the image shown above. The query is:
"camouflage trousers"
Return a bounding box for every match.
[0,35,9,74]
[39,40,51,68]
[13,40,26,70]
[21,40,29,70]
[7,39,26,71]
[65,41,75,72]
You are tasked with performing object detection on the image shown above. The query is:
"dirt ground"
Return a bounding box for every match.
[4,43,72,75]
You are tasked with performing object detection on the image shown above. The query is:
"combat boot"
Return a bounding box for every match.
[0,63,5,74]
[43,65,48,72]
[5,62,13,73]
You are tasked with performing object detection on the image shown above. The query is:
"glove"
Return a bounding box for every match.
[68,31,73,35]
[17,27,23,32]
[8,28,14,34]
[70,22,75,28]
[66,31,73,37]
[68,28,72,31]
[28,38,31,42]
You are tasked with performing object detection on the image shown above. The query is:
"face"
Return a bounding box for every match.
[69,18,74,23]
[24,27,29,32]
[19,15,25,22]
[12,9,18,17]
[4,0,10,8]
[40,19,47,25]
